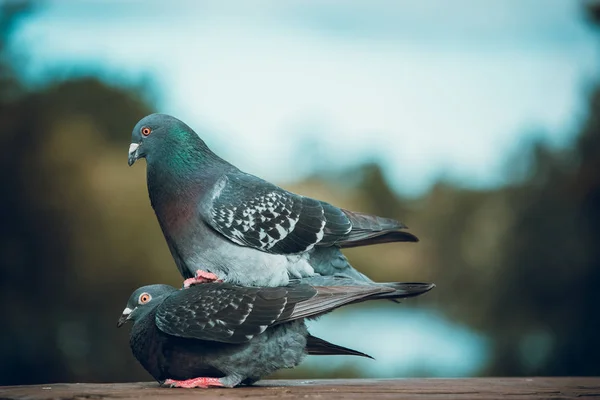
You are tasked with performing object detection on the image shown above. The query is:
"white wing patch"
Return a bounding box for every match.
[237,303,253,324]
[212,191,301,250]
[303,209,325,251]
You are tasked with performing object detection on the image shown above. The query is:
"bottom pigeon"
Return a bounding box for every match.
[117,276,435,388]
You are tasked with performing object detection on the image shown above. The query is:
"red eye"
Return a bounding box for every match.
[141,127,152,136]
[139,293,151,304]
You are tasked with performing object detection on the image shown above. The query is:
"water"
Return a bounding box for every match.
[304,305,489,377]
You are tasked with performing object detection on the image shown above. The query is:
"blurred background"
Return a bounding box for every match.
[1,0,600,385]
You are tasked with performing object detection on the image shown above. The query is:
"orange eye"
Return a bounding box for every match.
[141,127,152,136]
[139,293,151,304]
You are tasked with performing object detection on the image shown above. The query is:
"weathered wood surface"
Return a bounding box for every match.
[1,378,599,400]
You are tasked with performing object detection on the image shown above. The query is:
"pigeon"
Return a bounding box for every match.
[128,114,419,287]
[117,277,434,388]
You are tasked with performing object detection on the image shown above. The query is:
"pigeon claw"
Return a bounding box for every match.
[183,269,222,289]
[163,377,224,389]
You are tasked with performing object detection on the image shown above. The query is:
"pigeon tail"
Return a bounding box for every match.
[294,276,435,298]
[306,334,373,359]
[338,209,419,248]
[290,277,435,304]
[363,282,436,301]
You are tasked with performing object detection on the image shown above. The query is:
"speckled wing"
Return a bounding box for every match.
[153,281,405,344]
[154,283,318,344]
[208,173,352,254]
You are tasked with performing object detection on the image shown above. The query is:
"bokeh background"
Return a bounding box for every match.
[1,0,600,385]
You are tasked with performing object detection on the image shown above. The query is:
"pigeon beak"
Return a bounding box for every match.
[128,143,140,166]
[117,307,135,328]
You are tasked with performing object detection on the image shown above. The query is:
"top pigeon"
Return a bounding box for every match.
[128,114,418,287]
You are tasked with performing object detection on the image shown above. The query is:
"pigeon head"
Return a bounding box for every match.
[117,284,177,327]
[128,113,211,168]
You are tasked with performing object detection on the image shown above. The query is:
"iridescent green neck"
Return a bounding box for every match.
[145,129,234,212]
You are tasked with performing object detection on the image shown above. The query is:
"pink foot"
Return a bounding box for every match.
[183,269,222,288]
[163,377,224,389]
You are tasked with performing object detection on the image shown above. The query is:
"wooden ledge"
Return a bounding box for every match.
[1,378,599,399]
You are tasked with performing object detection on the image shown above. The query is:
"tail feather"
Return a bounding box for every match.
[281,278,436,323]
[364,282,436,301]
[339,231,419,248]
[306,334,373,359]
[339,209,419,247]
[293,276,435,302]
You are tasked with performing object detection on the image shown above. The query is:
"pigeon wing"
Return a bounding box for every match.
[154,283,317,344]
[208,173,352,254]
[154,281,405,344]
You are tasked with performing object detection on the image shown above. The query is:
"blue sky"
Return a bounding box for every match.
[10,0,600,194]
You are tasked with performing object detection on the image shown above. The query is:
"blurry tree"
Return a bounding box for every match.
[441,2,600,376]
[0,1,181,385]
[286,3,600,376]
[315,87,600,376]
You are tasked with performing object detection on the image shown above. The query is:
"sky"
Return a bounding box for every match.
[10,0,600,195]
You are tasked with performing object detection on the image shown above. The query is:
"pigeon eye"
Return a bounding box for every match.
[139,293,152,304]
[141,127,152,136]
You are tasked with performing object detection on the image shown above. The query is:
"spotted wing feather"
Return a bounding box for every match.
[154,280,422,344]
[209,173,352,254]
[154,283,318,344]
